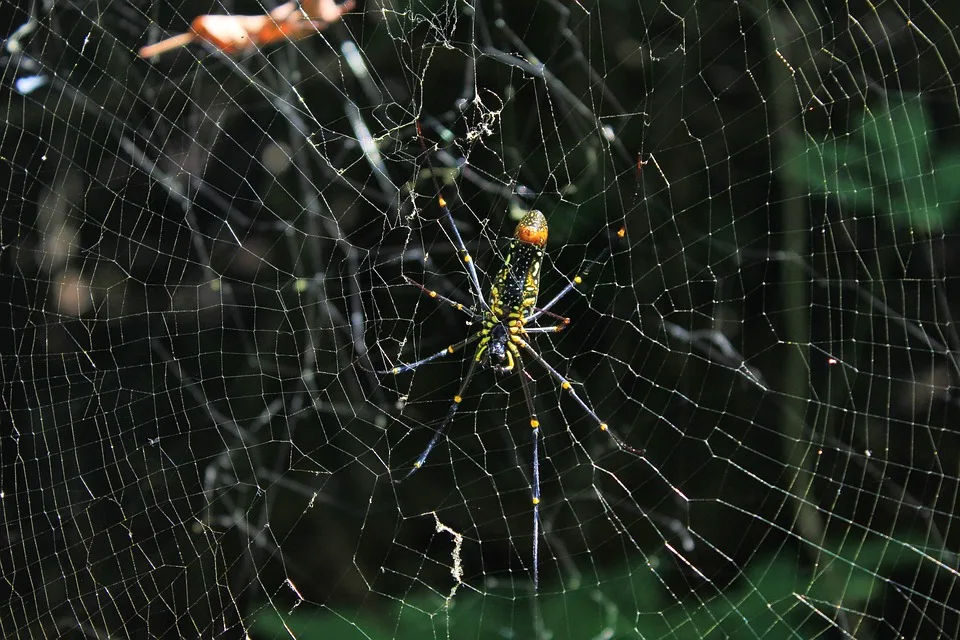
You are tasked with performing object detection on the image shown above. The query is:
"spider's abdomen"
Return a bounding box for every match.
[489,210,547,323]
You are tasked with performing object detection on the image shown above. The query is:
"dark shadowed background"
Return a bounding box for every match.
[2,1,960,638]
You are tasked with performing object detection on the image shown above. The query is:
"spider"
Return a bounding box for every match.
[377,137,638,592]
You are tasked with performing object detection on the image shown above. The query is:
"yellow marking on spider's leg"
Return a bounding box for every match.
[413,461,423,469]
[574,276,583,285]
[439,196,448,208]
[391,367,401,375]
[532,497,540,505]
[429,290,438,298]
[447,345,456,353]
[530,419,540,429]
[454,395,463,403]
[617,227,626,238]
[474,344,489,363]
[561,381,572,390]
[599,423,609,432]
[463,254,473,264]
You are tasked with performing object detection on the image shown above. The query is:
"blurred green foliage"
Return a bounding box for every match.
[787,94,960,233]
[251,535,931,639]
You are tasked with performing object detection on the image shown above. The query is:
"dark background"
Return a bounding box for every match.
[2,1,960,638]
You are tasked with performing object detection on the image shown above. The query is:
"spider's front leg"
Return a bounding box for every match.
[374,333,482,376]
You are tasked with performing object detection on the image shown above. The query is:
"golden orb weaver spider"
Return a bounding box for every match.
[377,128,639,592]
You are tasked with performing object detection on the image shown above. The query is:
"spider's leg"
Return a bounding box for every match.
[529,306,570,329]
[415,122,491,312]
[518,340,641,457]
[436,193,490,312]
[398,354,482,482]
[523,325,568,335]
[403,275,484,323]
[515,355,541,592]
[528,246,612,323]
[377,333,482,375]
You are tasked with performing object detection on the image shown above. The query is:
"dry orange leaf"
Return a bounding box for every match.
[139,0,354,58]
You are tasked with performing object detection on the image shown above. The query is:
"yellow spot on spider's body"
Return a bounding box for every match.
[532,497,541,505]
[454,395,463,403]
[600,423,609,432]
[562,381,572,390]
[574,276,583,285]
[530,419,540,428]
[438,196,448,208]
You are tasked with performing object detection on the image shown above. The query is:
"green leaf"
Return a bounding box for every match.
[784,94,960,233]
[250,535,936,639]
[784,132,874,205]
[858,94,930,182]
[932,149,960,218]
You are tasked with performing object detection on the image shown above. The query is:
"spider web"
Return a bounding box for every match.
[1,0,958,638]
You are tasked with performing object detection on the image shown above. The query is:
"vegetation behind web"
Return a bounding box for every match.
[1,1,959,638]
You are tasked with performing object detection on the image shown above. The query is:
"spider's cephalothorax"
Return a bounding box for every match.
[478,210,549,374]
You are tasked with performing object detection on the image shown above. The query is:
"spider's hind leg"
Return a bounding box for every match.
[396,355,483,482]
